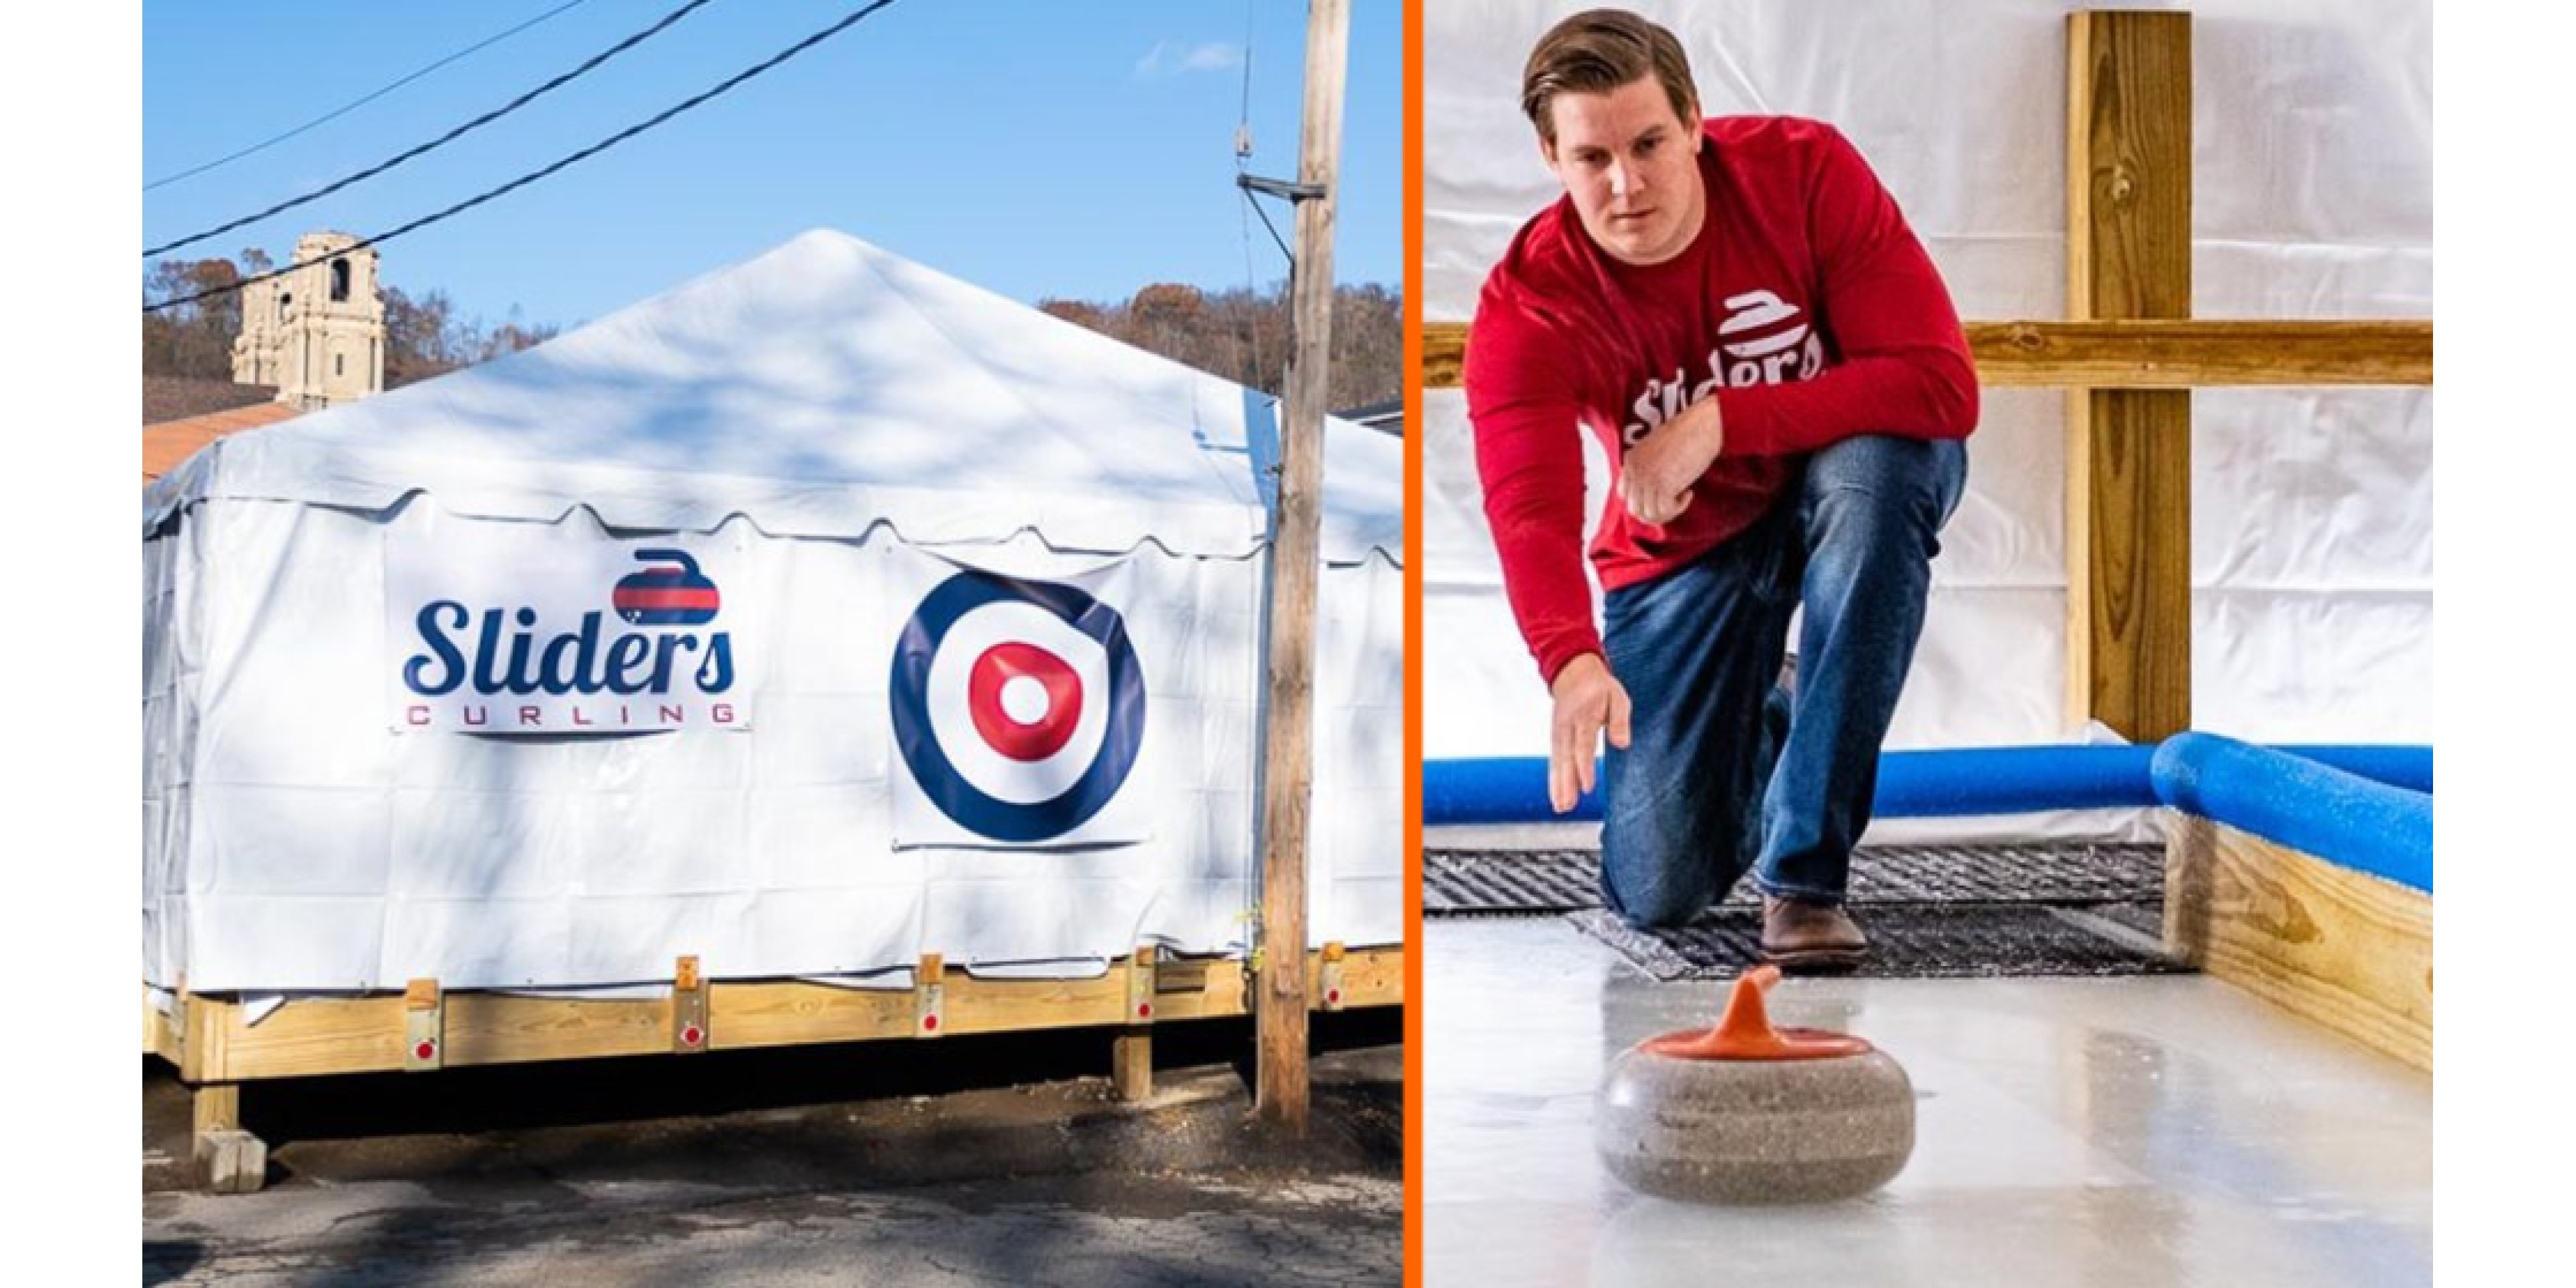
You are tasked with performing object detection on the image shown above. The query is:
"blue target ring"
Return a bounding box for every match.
[890,571,1146,842]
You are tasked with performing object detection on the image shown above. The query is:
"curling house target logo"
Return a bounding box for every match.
[889,570,1146,844]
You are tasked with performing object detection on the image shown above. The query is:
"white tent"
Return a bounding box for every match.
[144,229,1401,994]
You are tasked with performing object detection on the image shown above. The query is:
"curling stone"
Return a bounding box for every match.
[1595,964,1913,1204]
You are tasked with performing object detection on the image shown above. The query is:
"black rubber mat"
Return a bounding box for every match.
[1425,842,2164,915]
[1425,849,1602,914]
[1566,902,2186,980]
[1428,842,2182,978]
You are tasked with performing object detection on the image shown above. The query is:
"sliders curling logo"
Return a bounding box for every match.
[1620,289,1828,447]
[398,547,739,733]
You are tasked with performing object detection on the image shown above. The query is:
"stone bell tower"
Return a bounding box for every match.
[232,231,385,409]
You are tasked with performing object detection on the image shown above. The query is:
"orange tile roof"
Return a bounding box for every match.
[144,375,278,426]
[142,401,303,487]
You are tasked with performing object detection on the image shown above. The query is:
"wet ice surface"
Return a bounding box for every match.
[1427,918,2430,1288]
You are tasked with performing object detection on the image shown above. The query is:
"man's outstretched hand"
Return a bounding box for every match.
[1619,395,1725,526]
[1549,652,1633,813]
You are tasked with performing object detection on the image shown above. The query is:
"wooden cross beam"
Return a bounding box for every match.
[1418,318,2432,394]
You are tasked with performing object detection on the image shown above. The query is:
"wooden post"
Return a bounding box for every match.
[1113,945,1157,1101]
[402,977,445,1072]
[914,954,945,1038]
[1256,0,1349,1135]
[2066,10,2193,743]
[190,1081,265,1194]
[671,954,708,1054]
[191,1081,240,1138]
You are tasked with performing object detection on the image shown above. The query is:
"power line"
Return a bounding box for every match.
[144,0,596,193]
[1235,0,1273,388]
[142,0,717,260]
[145,0,911,315]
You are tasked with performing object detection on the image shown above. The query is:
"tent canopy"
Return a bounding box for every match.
[146,229,1399,565]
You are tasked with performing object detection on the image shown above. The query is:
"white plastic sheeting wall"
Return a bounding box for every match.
[1423,0,2432,767]
[144,500,1401,994]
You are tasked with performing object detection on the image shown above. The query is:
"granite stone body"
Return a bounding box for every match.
[1595,1042,1915,1204]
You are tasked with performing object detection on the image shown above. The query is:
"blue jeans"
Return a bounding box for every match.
[1598,434,1968,928]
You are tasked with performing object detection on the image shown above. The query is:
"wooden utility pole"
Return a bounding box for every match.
[1254,0,1347,1134]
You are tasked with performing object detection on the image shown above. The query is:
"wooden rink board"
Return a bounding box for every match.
[150,945,1403,1084]
[2164,815,2432,1072]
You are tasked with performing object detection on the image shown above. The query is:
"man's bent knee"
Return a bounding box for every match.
[1612,879,1712,931]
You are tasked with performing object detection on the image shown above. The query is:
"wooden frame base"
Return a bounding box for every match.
[149,945,1402,1085]
[2164,815,2431,1071]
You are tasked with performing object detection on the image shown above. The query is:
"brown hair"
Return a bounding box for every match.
[1520,9,1700,145]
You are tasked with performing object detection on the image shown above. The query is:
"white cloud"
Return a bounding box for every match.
[1135,40,1242,79]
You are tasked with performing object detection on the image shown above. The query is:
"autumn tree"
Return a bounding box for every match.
[140,255,250,380]
[142,250,556,386]
[1036,281,1400,412]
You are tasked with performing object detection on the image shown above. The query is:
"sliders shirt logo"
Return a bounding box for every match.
[1618,289,1825,450]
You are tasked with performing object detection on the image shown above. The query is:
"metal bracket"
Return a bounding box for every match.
[672,955,708,1054]
[915,953,946,1037]
[403,978,444,1072]
[1126,945,1159,1023]
[1236,173,1328,204]
[1320,942,1347,1012]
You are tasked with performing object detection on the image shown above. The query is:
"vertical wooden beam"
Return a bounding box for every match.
[1112,1030,1155,1101]
[191,1082,240,1138]
[190,1081,267,1193]
[178,990,233,1084]
[1114,946,1157,1101]
[914,954,946,1038]
[2066,10,2193,741]
[1257,0,1348,1135]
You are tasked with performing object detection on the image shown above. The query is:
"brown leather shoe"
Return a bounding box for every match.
[1760,895,1868,972]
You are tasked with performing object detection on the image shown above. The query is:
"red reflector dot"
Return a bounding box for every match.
[922,1014,940,1032]
[1327,989,1341,1005]
[1137,1002,1152,1019]
[683,1026,703,1046]
[414,1040,436,1061]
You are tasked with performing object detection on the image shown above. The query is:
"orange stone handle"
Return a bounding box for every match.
[1640,964,1874,1062]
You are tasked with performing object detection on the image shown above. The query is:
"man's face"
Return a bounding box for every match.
[1540,77,1705,267]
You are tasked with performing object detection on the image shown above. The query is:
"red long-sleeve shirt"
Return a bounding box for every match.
[1465,117,1978,685]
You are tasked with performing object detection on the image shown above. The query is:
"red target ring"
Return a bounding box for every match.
[965,641,1084,762]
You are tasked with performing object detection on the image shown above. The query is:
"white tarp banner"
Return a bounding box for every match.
[386,525,757,735]
[887,555,1157,849]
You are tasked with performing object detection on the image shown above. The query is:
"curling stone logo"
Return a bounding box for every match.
[1620,288,1828,447]
[399,547,736,732]
[889,570,1145,843]
[612,549,721,626]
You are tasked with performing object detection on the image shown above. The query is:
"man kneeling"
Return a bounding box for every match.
[1464,8,1976,968]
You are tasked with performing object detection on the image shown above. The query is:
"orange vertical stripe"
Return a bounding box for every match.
[1401,0,1426,1283]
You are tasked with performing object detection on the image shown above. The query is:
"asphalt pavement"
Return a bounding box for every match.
[144,1012,1402,1286]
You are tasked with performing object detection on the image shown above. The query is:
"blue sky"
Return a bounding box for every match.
[143,1,1401,330]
